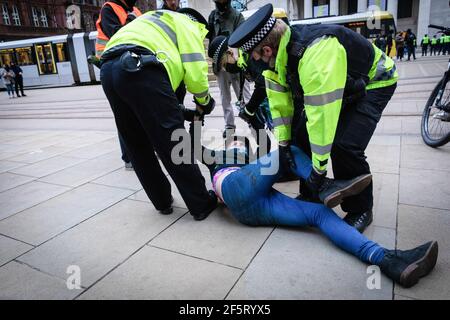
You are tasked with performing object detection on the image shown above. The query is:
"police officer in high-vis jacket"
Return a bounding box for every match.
[229,4,398,233]
[100,8,217,221]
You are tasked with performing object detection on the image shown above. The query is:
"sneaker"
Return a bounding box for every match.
[380,241,438,288]
[21,93,27,96]
[318,174,372,208]
[343,210,373,233]
[159,196,174,215]
[124,162,133,170]
[191,190,217,221]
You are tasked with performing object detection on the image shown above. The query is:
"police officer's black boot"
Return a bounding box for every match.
[192,190,218,221]
[308,173,373,209]
[380,241,438,288]
[159,196,174,215]
[343,210,373,233]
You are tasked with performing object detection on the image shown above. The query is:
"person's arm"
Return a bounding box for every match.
[177,20,211,108]
[299,36,347,174]
[100,5,123,38]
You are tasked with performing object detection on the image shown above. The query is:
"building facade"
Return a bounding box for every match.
[190,0,449,42]
[0,0,157,42]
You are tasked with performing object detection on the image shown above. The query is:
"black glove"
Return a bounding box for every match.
[239,105,265,130]
[194,94,215,115]
[305,168,326,199]
[126,12,138,23]
[279,143,297,173]
[179,104,200,122]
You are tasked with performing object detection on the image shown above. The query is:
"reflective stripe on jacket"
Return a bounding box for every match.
[95,1,142,58]
[104,10,210,102]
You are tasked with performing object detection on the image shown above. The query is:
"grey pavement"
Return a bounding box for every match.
[0,55,449,300]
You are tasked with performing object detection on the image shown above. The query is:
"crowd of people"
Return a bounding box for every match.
[93,0,439,289]
[1,62,26,99]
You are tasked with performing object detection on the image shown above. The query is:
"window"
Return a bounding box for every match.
[55,43,69,62]
[398,0,412,18]
[40,8,48,27]
[0,49,14,66]
[348,0,358,14]
[368,0,387,11]
[313,0,330,17]
[34,43,57,74]
[15,47,34,65]
[11,5,20,25]
[1,3,10,25]
[32,7,39,26]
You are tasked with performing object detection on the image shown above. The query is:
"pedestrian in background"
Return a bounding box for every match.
[1,65,16,99]
[405,29,416,61]
[10,62,26,97]
[161,0,180,10]
[421,34,430,56]
[208,0,251,138]
[395,32,405,61]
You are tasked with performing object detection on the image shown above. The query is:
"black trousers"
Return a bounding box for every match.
[14,76,24,96]
[100,58,211,215]
[295,84,397,214]
[407,46,416,60]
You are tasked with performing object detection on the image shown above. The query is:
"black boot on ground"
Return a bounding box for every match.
[192,190,217,221]
[159,196,174,215]
[343,210,373,233]
[318,174,372,208]
[380,241,438,288]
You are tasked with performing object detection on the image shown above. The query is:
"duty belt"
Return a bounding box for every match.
[101,44,165,72]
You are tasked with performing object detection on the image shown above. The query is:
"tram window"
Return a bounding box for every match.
[15,47,34,65]
[0,49,14,66]
[34,43,57,75]
[55,43,69,62]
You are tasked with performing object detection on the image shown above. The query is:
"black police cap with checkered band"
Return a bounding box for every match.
[177,7,208,28]
[208,35,228,74]
[228,3,276,52]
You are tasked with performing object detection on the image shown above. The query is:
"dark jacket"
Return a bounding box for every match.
[11,65,23,78]
[208,8,244,41]
[100,0,136,39]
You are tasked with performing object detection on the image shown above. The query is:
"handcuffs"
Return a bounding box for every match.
[119,50,169,73]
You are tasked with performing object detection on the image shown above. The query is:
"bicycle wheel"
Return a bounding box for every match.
[421,77,450,147]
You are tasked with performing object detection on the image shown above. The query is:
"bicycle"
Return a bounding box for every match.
[421,24,450,147]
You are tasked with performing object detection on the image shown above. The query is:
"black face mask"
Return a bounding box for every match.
[251,57,270,72]
[124,0,137,8]
[225,63,240,74]
[215,1,230,12]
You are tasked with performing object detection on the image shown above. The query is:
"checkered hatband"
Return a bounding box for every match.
[213,38,228,66]
[241,17,276,52]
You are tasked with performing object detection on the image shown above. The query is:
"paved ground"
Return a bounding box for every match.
[0,55,449,300]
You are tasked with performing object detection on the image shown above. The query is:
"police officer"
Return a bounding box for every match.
[95,0,142,170]
[229,4,398,233]
[421,34,430,56]
[100,8,217,220]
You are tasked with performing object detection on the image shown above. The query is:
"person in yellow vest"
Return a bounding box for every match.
[421,34,430,56]
[95,0,142,59]
[431,35,438,56]
[94,0,142,170]
[99,8,218,220]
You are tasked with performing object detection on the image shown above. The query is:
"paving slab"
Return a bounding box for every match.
[9,155,86,178]
[371,173,399,229]
[399,167,450,210]
[78,246,241,300]
[0,172,35,193]
[38,151,124,187]
[0,183,133,245]
[394,204,450,300]
[401,143,450,172]
[92,168,142,191]
[227,226,395,300]
[0,160,27,174]
[60,138,119,160]
[0,181,70,221]
[0,235,33,266]
[4,145,73,164]
[150,205,273,269]
[18,200,186,287]
[0,261,79,300]
[365,145,400,174]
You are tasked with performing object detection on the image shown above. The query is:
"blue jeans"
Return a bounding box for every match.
[221,146,385,265]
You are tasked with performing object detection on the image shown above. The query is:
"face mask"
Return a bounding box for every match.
[215,1,230,12]
[225,63,240,74]
[124,0,137,7]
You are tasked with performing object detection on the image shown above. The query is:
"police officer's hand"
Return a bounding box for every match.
[126,12,138,22]
[238,106,254,123]
[179,104,198,122]
[279,143,297,172]
[194,94,215,116]
[305,168,326,199]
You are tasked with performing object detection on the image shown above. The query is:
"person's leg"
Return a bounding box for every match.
[217,70,235,130]
[14,80,20,97]
[18,76,25,96]
[332,84,397,215]
[118,132,131,164]
[111,61,214,216]
[101,59,172,210]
